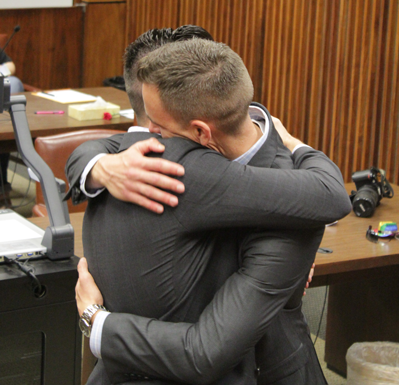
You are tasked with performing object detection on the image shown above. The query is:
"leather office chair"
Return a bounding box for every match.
[32,129,122,217]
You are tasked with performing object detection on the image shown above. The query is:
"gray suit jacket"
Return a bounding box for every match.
[66,105,350,385]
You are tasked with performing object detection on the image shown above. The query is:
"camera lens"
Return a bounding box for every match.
[352,186,379,217]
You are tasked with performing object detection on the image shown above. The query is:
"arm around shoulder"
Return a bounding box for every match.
[65,134,124,205]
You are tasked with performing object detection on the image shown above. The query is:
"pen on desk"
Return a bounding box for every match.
[40,91,55,97]
[35,111,65,115]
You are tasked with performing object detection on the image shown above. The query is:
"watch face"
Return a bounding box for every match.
[79,317,91,338]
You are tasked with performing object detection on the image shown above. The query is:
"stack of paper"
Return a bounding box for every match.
[33,90,97,104]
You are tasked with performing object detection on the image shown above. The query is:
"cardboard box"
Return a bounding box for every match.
[68,102,120,121]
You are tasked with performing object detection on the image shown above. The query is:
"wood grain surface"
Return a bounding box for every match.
[0,1,398,185]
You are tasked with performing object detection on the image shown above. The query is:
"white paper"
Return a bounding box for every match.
[0,219,42,242]
[120,109,135,119]
[35,90,97,104]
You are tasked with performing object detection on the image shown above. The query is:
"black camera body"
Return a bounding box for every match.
[350,167,394,217]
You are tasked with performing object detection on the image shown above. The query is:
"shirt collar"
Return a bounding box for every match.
[234,106,270,165]
[127,106,271,166]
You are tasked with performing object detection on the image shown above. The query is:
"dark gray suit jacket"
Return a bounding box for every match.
[66,107,350,385]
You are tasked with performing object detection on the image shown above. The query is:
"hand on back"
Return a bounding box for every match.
[89,138,185,213]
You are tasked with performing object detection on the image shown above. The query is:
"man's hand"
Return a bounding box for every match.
[76,258,103,320]
[303,263,315,296]
[271,116,304,152]
[87,138,185,214]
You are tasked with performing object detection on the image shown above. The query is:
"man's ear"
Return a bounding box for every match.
[189,120,212,147]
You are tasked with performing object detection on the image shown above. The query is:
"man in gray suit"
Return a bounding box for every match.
[72,39,351,384]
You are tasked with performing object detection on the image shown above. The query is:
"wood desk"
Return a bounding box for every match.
[0,87,133,153]
[29,185,398,279]
[314,184,399,376]
[313,184,399,286]
[29,183,399,379]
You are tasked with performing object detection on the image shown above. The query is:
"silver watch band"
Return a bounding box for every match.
[79,304,108,337]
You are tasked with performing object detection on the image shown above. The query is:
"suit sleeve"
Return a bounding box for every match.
[170,145,352,230]
[64,134,124,204]
[96,145,349,382]
[101,227,323,384]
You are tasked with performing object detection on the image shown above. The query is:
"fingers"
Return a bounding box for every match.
[130,152,185,178]
[77,257,88,276]
[94,139,186,210]
[133,137,165,154]
[77,257,95,286]
[125,166,185,194]
[120,190,168,214]
[130,139,185,177]
[308,263,315,283]
[120,178,185,213]
[75,258,104,312]
[140,156,185,177]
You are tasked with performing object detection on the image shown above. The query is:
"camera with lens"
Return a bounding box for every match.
[350,167,394,217]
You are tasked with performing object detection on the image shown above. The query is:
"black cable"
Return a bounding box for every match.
[0,161,10,208]
[3,256,46,297]
[313,284,329,346]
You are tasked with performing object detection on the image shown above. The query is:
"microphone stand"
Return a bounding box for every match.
[0,25,21,55]
[0,77,74,260]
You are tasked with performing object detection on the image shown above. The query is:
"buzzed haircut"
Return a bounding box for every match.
[123,26,214,123]
[137,39,254,135]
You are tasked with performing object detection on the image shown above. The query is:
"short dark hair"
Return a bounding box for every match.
[137,39,254,135]
[123,26,214,123]
[171,25,214,42]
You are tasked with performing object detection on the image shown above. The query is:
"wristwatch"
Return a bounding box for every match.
[79,304,107,338]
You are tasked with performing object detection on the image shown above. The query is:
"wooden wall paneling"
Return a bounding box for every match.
[278,0,295,133]
[339,0,356,177]
[124,0,132,47]
[261,0,281,118]
[227,0,265,101]
[146,0,179,31]
[378,0,399,184]
[360,1,380,171]
[305,0,325,149]
[291,0,312,141]
[177,0,198,28]
[82,2,127,86]
[0,8,83,90]
[390,5,399,184]
[125,0,145,42]
[179,0,232,45]
[338,0,356,182]
[285,0,305,139]
[319,0,340,161]
[351,0,367,175]
[355,0,383,176]
[261,0,275,111]
[345,0,382,179]
[370,1,388,171]
[126,0,179,42]
[331,1,349,174]
[124,0,399,184]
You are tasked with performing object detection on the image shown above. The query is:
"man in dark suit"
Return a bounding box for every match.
[72,38,351,384]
